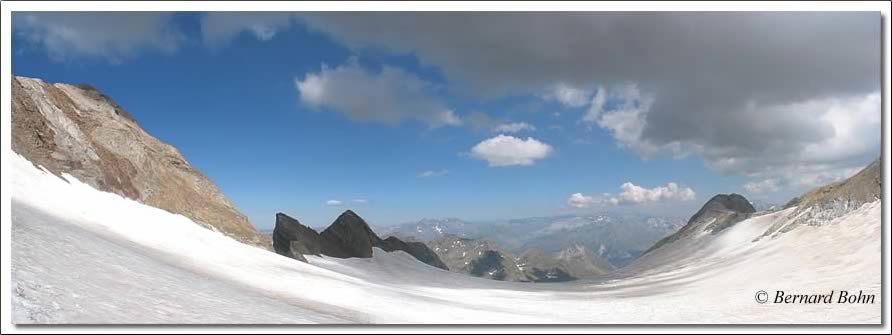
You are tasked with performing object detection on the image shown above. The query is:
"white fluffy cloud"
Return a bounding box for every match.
[617,182,696,204]
[568,192,618,208]
[492,122,536,134]
[418,170,449,178]
[325,200,343,206]
[583,84,662,156]
[568,182,695,208]
[295,61,462,127]
[13,13,183,62]
[200,13,297,47]
[470,135,553,167]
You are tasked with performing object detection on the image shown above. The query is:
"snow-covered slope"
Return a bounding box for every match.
[9,152,881,323]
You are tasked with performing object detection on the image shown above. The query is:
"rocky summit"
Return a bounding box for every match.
[644,193,756,254]
[274,210,449,270]
[11,76,268,248]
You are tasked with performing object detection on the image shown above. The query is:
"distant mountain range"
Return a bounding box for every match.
[380,213,685,269]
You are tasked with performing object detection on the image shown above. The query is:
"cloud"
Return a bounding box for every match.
[492,122,536,134]
[582,86,607,123]
[200,12,297,47]
[583,84,661,156]
[743,163,862,194]
[352,199,368,204]
[463,111,499,131]
[582,82,879,195]
[295,61,462,127]
[463,112,534,134]
[299,13,880,193]
[13,12,183,62]
[743,179,780,194]
[617,182,696,204]
[567,192,617,208]
[568,181,695,208]
[325,200,343,206]
[470,135,552,167]
[418,170,449,178]
[544,83,592,107]
[300,12,877,101]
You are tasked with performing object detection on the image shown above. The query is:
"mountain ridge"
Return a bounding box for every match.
[274,210,449,270]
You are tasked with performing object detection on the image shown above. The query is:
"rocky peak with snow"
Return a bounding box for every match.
[11,76,268,248]
[689,194,756,224]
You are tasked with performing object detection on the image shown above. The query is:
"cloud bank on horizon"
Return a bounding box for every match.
[12,11,881,209]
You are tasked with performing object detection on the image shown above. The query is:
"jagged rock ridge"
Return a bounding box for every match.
[11,76,268,248]
[274,210,449,270]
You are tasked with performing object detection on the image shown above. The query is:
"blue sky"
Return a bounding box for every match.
[11,12,880,228]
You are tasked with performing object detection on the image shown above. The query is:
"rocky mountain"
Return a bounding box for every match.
[644,194,756,255]
[428,235,612,282]
[11,76,268,248]
[517,245,613,282]
[274,210,448,270]
[428,235,527,281]
[761,158,881,238]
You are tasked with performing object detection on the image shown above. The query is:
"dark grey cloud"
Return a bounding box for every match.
[298,12,881,193]
[200,12,297,48]
[294,61,461,127]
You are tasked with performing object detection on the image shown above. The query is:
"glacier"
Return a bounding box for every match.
[8,152,881,324]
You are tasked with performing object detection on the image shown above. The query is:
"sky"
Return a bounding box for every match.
[10,12,881,229]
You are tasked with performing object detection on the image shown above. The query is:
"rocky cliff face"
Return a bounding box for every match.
[274,210,449,270]
[11,76,268,248]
